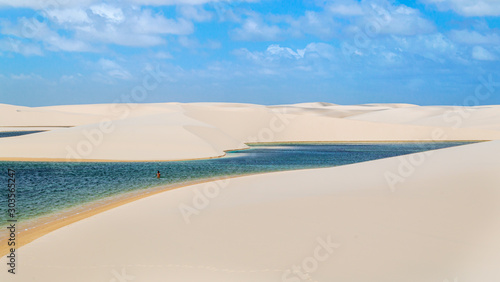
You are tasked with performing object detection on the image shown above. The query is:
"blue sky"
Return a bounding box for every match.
[0,0,499,106]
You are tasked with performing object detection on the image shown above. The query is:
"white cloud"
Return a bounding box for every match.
[46,8,91,24]
[423,0,500,16]
[72,8,193,47]
[76,25,166,47]
[232,43,338,78]
[326,0,364,16]
[155,51,173,59]
[231,17,282,41]
[387,33,458,62]
[178,5,213,22]
[449,29,500,45]
[60,74,74,82]
[0,0,440,58]
[266,44,303,59]
[0,3,197,53]
[126,0,228,5]
[59,74,83,82]
[0,0,95,9]
[0,0,252,9]
[37,7,194,48]
[10,73,42,80]
[359,4,435,36]
[382,51,400,64]
[0,38,43,56]
[211,2,241,22]
[131,9,193,35]
[1,18,94,52]
[288,11,340,39]
[99,58,122,70]
[98,59,133,79]
[90,4,125,23]
[178,36,219,49]
[233,0,435,42]
[46,36,94,52]
[472,46,497,61]
[300,42,336,60]
[178,36,199,48]
[283,1,435,40]
[235,42,336,63]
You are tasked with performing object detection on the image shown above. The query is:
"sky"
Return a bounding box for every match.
[0,0,499,107]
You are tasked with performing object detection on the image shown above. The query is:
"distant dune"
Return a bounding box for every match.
[1,102,500,161]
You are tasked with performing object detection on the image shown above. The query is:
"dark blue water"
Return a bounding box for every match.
[0,142,474,226]
[0,131,45,138]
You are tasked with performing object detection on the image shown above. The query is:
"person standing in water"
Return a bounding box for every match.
[157,171,161,179]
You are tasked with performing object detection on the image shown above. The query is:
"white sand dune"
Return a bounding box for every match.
[1,102,500,281]
[288,101,338,108]
[2,102,500,161]
[0,127,65,132]
[347,105,500,131]
[2,140,499,281]
[40,102,185,119]
[184,104,500,143]
[347,105,451,123]
[0,111,246,161]
[0,103,104,127]
[357,103,417,108]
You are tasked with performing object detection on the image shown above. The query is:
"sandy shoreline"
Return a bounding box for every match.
[0,154,229,163]
[0,173,245,259]
[0,172,265,257]
[0,140,484,162]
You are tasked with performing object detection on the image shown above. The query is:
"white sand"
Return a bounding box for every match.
[0,103,105,127]
[347,105,500,131]
[1,140,499,281]
[1,102,500,281]
[1,103,500,161]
